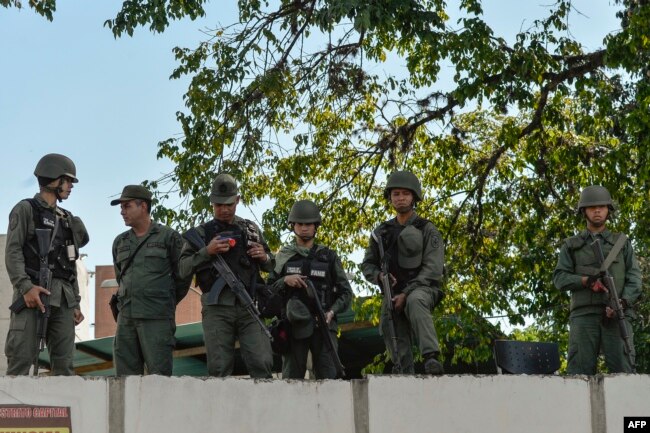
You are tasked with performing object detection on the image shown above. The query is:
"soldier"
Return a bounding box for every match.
[553,185,642,374]
[360,171,445,375]
[5,153,89,375]
[110,185,191,376]
[266,200,353,379]
[179,174,274,378]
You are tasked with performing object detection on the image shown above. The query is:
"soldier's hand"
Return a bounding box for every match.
[591,279,608,294]
[325,310,334,325]
[605,306,616,319]
[284,274,307,289]
[247,242,269,263]
[73,309,85,325]
[392,293,407,313]
[207,236,232,255]
[378,272,397,288]
[24,286,50,313]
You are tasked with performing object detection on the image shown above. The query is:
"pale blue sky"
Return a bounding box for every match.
[0,1,620,332]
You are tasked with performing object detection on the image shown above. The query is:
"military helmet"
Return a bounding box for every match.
[288,200,321,224]
[577,185,613,211]
[383,170,423,201]
[210,173,239,204]
[34,153,78,183]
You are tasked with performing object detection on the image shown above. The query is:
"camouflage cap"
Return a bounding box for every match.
[210,173,239,204]
[397,225,424,269]
[286,298,313,339]
[110,185,153,206]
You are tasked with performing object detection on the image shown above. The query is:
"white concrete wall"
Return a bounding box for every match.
[124,376,355,433]
[0,375,647,433]
[74,257,91,342]
[604,375,650,433]
[0,376,109,432]
[367,375,593,433]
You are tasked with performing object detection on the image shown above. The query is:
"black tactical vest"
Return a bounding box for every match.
[378,217,430,294]
[22,199,76,282]
[194,219,262,296]
[283,245,338,311]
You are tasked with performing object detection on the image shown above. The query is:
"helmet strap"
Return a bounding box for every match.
[40,178,65,202]
[291,223,318,241]
[54,178,66,202]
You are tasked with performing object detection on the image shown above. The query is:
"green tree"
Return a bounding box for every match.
[8,0,649,372]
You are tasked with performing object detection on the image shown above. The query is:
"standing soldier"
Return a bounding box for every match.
[110,185,191,376]
[553,185,642,374]
[267,200,353,379]
[360,171,445,375]
[5,153,89,375]
[179,174,274,378]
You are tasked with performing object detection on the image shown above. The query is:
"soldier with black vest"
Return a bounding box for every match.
[360,171,445,375]
[4,153,89,375]
[267,200,353,379]
[553,185,642,374]
[179,173,274,378]
[111,185,191,376]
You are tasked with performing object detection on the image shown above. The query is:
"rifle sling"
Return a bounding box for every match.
[599,234,627,273]
[119,232,154,282]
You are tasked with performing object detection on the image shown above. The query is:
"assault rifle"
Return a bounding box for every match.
[371,230,402,374]
[590,238,635,371]
[183,228,272,341]
[305,280,345,378]
[9,228,52,376]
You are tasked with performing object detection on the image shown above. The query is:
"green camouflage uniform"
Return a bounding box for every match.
[553,229,642,374]
[4,194,89,375]
[112,222,190,376]
[267,241,353,379]
[360,213,444,374]
[179,216,274,378]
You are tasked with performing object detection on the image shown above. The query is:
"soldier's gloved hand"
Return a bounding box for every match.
[590,279,608,294]
[392,293,407,313]
[247,242,268,263]
[585,274,600,289]
[325,310,334,325]
[24,286,50,313]
[284,274,307,289]
[378,272,397,288]
[207,237,232,255]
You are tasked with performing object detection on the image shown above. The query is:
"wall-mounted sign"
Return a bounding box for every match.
[0,405,72,433]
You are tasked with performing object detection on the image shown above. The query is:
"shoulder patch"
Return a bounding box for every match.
[566,235,585,250]
[9,213,18,231]
[431,233,442,250]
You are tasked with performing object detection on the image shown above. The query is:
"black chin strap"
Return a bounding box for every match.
[54,178,65,202]
[41,178,65,202]
[291,223,317,241]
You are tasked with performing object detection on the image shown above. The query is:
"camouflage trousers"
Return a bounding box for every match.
[5,303,76,375]
[381,285,440,374]
[567,313,635,374]
[113,316,176,376]
[282,326,338,379]
[202,303,273,378]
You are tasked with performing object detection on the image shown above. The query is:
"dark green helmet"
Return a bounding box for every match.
[288,200,321,224]
[577,185,613,211]
[383,170,422,201]
[34,153,78,182]
[210,173,239,204]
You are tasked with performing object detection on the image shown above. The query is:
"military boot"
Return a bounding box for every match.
[423,353,444,375]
